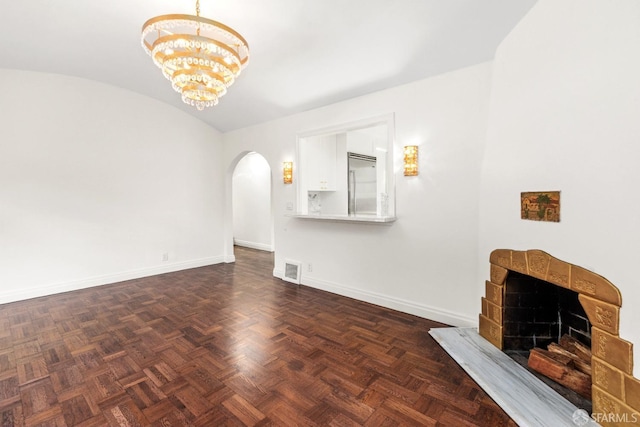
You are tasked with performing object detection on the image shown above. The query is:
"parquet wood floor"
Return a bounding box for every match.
[0,246,516,426]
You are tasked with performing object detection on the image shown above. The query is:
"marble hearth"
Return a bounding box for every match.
[429,327,590,427]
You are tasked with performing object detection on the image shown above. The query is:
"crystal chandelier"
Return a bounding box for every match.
[141,0,249,111]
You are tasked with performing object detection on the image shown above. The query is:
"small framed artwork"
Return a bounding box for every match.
[521,191,560,222]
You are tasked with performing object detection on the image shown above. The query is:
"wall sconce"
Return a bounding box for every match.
[283,161,293,184]
[403,145,418,176]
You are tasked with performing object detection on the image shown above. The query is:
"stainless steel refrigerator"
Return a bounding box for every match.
[348,152,377,215]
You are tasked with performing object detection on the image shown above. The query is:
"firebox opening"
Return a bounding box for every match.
[503,270,593,411]
[503,271,592,352]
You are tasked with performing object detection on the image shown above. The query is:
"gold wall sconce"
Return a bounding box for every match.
[403,145,418,176]
[283,161,293,184]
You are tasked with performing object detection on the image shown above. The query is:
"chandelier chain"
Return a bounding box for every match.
[196,0,201,37]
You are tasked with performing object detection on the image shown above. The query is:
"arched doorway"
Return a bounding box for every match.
[230,152,274,254]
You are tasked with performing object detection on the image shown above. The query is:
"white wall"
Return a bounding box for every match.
[480,0,640,376]
[223,62,493,326]
[232,152,273,251]
[0,70,226,303]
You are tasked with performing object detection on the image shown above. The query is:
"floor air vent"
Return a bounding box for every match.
[283,260,302,284]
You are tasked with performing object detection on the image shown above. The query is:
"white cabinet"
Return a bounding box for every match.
[303,134,337,191]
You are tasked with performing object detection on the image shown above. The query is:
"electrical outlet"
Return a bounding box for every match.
[162,252,169,262]
[308,263,313,272]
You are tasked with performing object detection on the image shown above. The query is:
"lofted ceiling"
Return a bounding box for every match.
[0,0,537,133]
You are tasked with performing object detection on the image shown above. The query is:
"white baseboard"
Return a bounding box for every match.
[272,268,476,328]
[233,239,273,252]
[0,256,225,305]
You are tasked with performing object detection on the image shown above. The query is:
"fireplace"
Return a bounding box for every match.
[479,249,640,424]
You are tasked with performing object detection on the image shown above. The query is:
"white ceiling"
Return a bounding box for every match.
[0,0,537,133]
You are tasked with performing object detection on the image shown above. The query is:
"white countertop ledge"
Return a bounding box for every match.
[288,214,397,223]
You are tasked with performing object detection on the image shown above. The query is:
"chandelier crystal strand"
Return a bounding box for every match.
[141,0,249,110]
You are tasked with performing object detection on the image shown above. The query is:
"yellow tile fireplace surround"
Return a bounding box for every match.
[479,249,640,426]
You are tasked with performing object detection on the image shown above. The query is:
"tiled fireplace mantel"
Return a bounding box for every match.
[479,249,640,426]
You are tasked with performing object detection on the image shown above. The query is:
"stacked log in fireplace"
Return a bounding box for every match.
[528,334,592,399]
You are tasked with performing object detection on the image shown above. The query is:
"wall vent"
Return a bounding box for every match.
[283,260,302,284]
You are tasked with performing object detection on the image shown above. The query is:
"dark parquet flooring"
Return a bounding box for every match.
[0,246,515,426]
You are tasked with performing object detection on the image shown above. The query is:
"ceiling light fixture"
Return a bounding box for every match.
[141,0,249,111]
